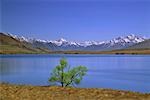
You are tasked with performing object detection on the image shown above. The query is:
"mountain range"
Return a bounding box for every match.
[0,32,149,54]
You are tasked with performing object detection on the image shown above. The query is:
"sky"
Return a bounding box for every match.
[1,0,150,41]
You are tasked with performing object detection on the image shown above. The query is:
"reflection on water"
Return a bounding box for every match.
[0,54,150,93]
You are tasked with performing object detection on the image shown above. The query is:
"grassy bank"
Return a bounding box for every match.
[62,49,150,55]
[1,50,150,55]
[0,83,150,100]
[1,46,150,55]
[0,45,50,54]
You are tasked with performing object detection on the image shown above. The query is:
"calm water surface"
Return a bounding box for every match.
[0,54,150,93]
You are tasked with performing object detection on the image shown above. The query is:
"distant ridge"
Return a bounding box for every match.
[0,32,149,54]
[127,39,150,49]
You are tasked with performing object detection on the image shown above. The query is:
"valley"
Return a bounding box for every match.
[0,32,150,54]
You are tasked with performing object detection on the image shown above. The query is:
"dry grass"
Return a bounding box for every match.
[0,83,150,100]
[62,49,150,55]
[1,45,150,55]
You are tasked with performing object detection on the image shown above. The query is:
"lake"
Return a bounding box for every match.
[0,54,150,93]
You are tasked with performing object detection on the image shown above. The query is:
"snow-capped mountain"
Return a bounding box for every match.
[50,38,79,46]
[105,34,145,47]
[2,32,147,51]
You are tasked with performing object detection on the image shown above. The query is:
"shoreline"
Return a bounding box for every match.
[0,83,150,100]
[1,49,150,55]
[1,52,150,55]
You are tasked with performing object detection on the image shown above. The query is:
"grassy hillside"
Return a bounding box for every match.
[0,45,49,54]
[0,33,51,54]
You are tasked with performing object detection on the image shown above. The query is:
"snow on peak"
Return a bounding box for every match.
[108,34,146,46]
[57,38,67,42]
[79,41,105,47]
[1,32,31,42]
[50,38,68,46]
[2,32,147,47]
[35,39,49,43]
[125,34,146,43]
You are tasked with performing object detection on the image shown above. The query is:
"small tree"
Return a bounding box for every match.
[49,58,88,87]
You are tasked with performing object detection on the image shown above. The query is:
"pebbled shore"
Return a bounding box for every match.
[0,83,150,100]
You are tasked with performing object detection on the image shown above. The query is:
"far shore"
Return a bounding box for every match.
[0,49,150,55]
[0,83,150,100]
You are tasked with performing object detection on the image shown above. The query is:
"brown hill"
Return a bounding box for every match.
[0,33,51,54]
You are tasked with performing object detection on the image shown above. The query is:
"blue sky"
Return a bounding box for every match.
[1,0,150,41]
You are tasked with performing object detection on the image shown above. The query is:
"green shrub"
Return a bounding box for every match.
[49,58,88,87]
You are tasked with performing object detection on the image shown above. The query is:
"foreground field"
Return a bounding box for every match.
[0,83,150,100]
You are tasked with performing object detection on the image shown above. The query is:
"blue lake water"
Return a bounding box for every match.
[0,54,150,93]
